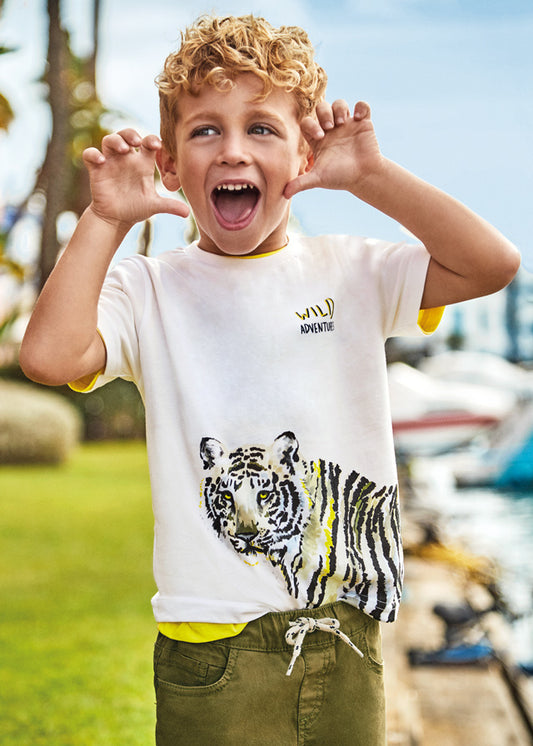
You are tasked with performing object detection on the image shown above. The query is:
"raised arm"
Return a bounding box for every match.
[285,101,521,308]
[19,130,189,386]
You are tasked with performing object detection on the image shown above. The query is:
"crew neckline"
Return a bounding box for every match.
[186,239,295,265]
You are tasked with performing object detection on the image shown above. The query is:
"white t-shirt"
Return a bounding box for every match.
[92,234,434,624]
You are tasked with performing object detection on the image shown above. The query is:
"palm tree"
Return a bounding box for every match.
[3,0,133,293]
[1,0,113,350]
[0,21,24,333]
[0,0,15,132]
[0,82,14,131]
[35,0,109,289]
[37,0,71,287]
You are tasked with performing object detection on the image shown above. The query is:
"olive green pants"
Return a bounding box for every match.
[153,601,386,745]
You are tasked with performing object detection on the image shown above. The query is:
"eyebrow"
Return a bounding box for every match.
[179,106,289,130]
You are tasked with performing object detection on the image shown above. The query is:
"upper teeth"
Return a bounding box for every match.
[216,183,255,192]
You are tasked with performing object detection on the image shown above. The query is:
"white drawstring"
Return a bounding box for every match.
[285,616,364,676]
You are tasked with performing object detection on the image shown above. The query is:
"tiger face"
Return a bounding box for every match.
[200,431,311,560]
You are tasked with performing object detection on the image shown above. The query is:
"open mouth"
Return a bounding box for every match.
[211,183,260,230]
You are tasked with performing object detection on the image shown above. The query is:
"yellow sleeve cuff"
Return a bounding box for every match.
[68,367,105,393]
[67,329,106,392]
[417,306,445,335]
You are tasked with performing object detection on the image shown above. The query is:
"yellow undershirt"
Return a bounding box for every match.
[158,621,248,643]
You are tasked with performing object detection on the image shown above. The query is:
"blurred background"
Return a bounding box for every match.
[1,0,533,743]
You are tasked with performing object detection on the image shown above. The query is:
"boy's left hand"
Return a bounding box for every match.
[284,100,383,200]
[285,100,520,310]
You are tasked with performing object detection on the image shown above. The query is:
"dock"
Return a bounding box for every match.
[383,476,533,745]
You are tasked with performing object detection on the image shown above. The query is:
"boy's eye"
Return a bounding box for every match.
[191,126,218,138]
[249,124,274,136]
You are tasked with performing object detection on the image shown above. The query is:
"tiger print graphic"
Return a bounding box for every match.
[199,431,402,621]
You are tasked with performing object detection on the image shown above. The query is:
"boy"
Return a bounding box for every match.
[20,14,520,746]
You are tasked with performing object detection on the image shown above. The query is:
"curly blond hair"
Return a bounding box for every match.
[156,14,327,156]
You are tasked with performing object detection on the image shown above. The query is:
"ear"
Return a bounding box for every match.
[200,437,225,469]
[299,145,314,175]
[273,431,300,473]
[156,146,181,192]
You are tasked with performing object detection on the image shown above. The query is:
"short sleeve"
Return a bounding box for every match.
[378,241,439,338]
[70,257,146,392]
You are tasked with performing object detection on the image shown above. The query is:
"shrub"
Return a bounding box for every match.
[0,380,82,464]
[67,378,146,441]
[3,365,146,442]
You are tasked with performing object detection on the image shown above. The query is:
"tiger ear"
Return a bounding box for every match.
[200,437,225,468]
[273,431,300,468]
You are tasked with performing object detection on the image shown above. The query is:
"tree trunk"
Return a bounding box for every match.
[71,0,101,218]
[38,0,70,290]
[89,0,100,86]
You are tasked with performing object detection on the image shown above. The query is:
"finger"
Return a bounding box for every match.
[331,99,351,126]
[300,115,325,144]
[315,101,335,131]
[139,134,163,153]
[116,128,143,147]
[353,101,371,121]
[283,170,321,200]
[100,132,133,156]
[82,146,105,166]
[100,129,144,157]
[155,195,190,219]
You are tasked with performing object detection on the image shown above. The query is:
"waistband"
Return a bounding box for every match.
[209,601,375,653]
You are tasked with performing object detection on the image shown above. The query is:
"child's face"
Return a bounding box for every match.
[159,74,311,257]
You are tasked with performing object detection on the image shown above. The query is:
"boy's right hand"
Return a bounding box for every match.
[83,129,190,229]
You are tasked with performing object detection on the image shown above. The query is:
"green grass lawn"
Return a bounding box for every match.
[0,441,157,745]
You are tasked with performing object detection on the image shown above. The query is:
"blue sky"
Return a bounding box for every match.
[1,0,532,270]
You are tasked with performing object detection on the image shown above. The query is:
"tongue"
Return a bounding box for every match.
[215,190,257,224]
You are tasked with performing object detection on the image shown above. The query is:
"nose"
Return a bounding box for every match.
[217,132,252,166]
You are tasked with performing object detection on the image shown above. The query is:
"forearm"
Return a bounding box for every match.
[20,207,131,385]
[291,100,520,308]
[353,158,520,307]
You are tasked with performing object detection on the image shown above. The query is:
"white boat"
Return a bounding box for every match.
[452,400,533,489]
[388,362,516,456]
[419,351,533,398]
